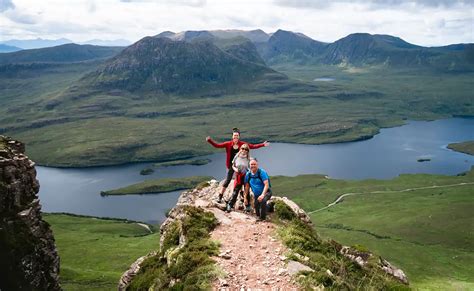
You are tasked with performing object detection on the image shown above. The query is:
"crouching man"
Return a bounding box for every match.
[244,158,272,221]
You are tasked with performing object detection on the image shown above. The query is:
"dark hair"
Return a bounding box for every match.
[232,127,240,134]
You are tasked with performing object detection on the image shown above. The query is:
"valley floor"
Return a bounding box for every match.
[43,214,159,290]
[1,62,472,167]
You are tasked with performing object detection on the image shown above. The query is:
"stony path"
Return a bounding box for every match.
[209,208,299,290]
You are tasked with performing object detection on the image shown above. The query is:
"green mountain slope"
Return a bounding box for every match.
[0,43,123,64]
[260,31,473,71]
[78,36,280,95]
[320,33,473,70]
[257,29,327,64]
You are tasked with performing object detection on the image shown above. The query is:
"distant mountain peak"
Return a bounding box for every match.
[80,35,278,95]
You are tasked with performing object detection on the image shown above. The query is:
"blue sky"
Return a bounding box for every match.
[0,0,472,46]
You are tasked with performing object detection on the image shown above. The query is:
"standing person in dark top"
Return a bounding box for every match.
[206,128,269,203]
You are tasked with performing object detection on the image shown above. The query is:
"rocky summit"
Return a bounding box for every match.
[0,136,61,291]
[119,180,408,290]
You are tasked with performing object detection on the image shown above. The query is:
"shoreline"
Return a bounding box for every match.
[43,212,157,226]
[34,116,474,169]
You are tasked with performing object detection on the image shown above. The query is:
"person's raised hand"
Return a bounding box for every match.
[206,136,211,142]
[263,141,270,147]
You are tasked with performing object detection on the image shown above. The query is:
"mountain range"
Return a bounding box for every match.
[0,29,472,101]
[0,38,131,51]
[152,29,474,69]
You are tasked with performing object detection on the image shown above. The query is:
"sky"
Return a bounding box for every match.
[0,0,473,46]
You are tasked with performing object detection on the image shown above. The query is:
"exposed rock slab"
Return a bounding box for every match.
[286,260,314,276]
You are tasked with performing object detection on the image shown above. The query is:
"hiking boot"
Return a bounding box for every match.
[217,195,223,204]
[244,205,252,213]
[226,204,232,213]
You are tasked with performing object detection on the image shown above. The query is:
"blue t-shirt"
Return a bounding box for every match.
[244,168,270,197]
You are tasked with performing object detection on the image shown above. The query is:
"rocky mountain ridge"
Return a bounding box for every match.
[119,179,408,290]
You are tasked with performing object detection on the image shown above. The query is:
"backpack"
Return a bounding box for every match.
[246,168,271,188]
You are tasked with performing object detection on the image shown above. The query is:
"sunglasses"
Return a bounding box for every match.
[241,148,249,151]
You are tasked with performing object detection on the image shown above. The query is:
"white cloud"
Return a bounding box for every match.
[0,0,472,46]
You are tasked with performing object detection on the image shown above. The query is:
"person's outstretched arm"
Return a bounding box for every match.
[247,141,270,149]
[206,136,227,148]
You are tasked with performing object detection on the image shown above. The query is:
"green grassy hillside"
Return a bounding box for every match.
[44,213,159,291]
[271,168,474,290]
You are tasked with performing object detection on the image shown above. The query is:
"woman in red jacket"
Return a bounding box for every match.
[206,128,269,203]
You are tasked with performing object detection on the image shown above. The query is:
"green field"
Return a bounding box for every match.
[1,61,472,167]
[271,168,474,290]
[448,141,474,156]
[43,213,159,291]
[101,176,212,195]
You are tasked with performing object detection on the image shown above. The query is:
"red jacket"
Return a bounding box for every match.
[207,138,265,169]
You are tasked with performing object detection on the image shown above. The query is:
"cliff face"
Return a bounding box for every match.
[0,136,61,291]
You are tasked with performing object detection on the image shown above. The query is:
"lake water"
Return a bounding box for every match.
[37,118,474,223]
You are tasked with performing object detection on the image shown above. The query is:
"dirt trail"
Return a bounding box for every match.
[209,208,299,290]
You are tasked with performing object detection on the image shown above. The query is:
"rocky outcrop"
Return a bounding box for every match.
[336,243,409,284]
[0,136,61,290]
[270,196,312,224]
[339,246,408,285]
[118,251,157,291]
[119,178,409,289]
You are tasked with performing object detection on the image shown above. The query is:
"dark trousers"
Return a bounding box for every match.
[219,168,235,199]
[228,184,251,208]
[222,168,235,188]
[254,190,272,219]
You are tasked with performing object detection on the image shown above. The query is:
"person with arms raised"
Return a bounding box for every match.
[206,128,269,203]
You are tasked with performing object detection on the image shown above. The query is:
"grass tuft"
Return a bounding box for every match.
[273,206,409,289]
[127,206,219,291]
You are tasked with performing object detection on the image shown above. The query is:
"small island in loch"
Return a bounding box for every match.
[100,176,212,195]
